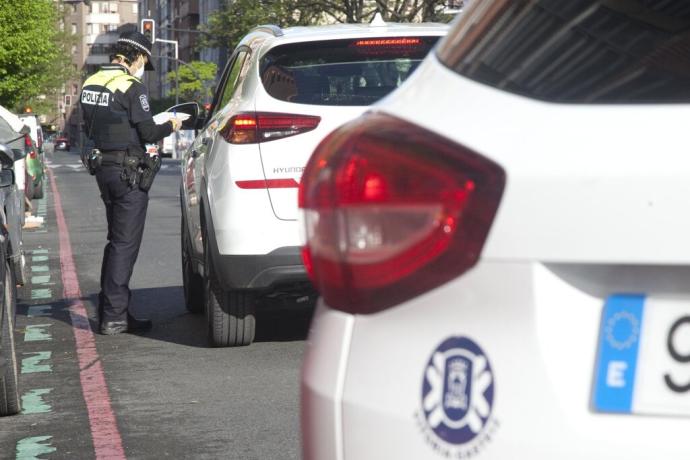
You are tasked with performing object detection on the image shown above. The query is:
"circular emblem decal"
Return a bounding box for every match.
[421,336,495,446]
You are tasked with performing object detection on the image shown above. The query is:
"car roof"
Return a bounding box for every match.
[242,21,449,48]
[0,104,25,133]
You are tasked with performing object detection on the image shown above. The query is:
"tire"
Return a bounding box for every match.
[33,178,44,200]
[203,230,255,347]
[0,260,20,416]
[181,216,203,314]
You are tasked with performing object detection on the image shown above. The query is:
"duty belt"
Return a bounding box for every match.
[100,150,127,165]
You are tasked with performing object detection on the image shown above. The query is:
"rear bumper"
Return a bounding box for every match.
[301,260,690,459]
[213,246,309,291]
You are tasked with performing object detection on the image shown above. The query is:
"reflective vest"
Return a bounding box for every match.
[80,65,144,154]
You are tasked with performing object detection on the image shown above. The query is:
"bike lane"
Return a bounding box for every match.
[0,167,124,459]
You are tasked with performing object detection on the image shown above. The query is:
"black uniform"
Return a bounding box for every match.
[80,64,173,325]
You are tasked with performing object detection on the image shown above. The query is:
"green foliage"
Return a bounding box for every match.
[199,0,320,50]
[200,0,455,50]
[165,61,218,102]
[0,0,77,111]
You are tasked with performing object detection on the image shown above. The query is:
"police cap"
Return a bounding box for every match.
[117,31,155,70]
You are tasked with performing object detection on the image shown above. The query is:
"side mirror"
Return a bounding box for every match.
[165,102,199,130]
[0,144,15,168]
[20,125,30,135]
[0,169,13,187]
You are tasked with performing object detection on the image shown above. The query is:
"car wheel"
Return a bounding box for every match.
[33,179,44,200]
[181,216,203,314]
[13,247,26,288]
[0,260,20,416]
[203,230,255,347]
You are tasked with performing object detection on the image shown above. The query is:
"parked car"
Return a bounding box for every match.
[300,1,690,458]
[0,107,28,221]
[0,106,28,286]
[18,114,45,199]
[0,143,22,416]
[54,135,70,151]
[180,19,449,347]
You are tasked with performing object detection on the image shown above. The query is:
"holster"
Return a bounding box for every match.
[137,154,161,192]
[86,149,102,175]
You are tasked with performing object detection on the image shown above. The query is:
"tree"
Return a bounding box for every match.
[0,0,77,111]
[201,0,455,50]
[200,0,320,50]
[165,61,219,102]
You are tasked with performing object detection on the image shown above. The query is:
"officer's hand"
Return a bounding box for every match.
[170,117,183,131]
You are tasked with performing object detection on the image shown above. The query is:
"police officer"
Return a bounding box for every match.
[80,31,182,335]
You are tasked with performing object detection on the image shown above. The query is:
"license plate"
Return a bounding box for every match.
[593,294,690,416]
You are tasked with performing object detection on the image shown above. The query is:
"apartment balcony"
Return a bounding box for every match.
[85,13,121,24]
[85,31,119,45]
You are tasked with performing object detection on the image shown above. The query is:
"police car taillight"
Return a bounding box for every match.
[220,112,320,144]
[298,113,505,314]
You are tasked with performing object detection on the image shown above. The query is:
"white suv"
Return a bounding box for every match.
[180,20,448,347]
[300,1,690,459]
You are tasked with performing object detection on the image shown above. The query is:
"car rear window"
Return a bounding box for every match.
[437,0,690,103]
[261,36,440,106]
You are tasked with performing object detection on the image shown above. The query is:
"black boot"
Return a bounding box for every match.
[100,314,152,335]
[126,313,152,332]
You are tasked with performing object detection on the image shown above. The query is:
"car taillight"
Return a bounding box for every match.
[299,113,505,314]
[219,112,320,144]
[24,134,32,147]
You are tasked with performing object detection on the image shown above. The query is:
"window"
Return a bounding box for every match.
[71,45,77,54]
[438,0,690,103]
[261,37,439,106]
[71,23,77,34]
[132,4,138,14]
[213,50,249,116]
[72,4,77,13]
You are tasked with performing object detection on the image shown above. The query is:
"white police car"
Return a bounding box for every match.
[299,0,690,458]
[180,19,448,347]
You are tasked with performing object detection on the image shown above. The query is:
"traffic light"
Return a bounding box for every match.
[141,18,155,43]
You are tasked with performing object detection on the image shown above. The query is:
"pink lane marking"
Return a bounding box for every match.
[48,169,126,459]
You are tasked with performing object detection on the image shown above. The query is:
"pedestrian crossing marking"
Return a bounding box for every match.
[27,305,52,317]
[31,275,51,284]
[21,352,52,374]
[31,289,52,300]
[32,255,49,262]
[24,324,52,342]
[21,389,53,414]
[15,435,57,459]
[31,265,49,273]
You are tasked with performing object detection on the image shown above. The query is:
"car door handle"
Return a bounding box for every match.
[191,149,200,158]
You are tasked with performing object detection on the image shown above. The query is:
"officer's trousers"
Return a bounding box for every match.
[95,164,148,323]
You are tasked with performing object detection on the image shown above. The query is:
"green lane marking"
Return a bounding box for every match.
[27,305,52,317]
[32,249,49,254]
[21,352,52,374]
[16,436,57,459]
[21,389,53,414]
[32,256,49,262]
[31,275,51,284]
[31,265,49,273]
[25,324,52,342]
[31,289,52,300]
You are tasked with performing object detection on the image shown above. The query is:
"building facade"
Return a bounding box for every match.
[61,0,139,145]
[59,0,223,142]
